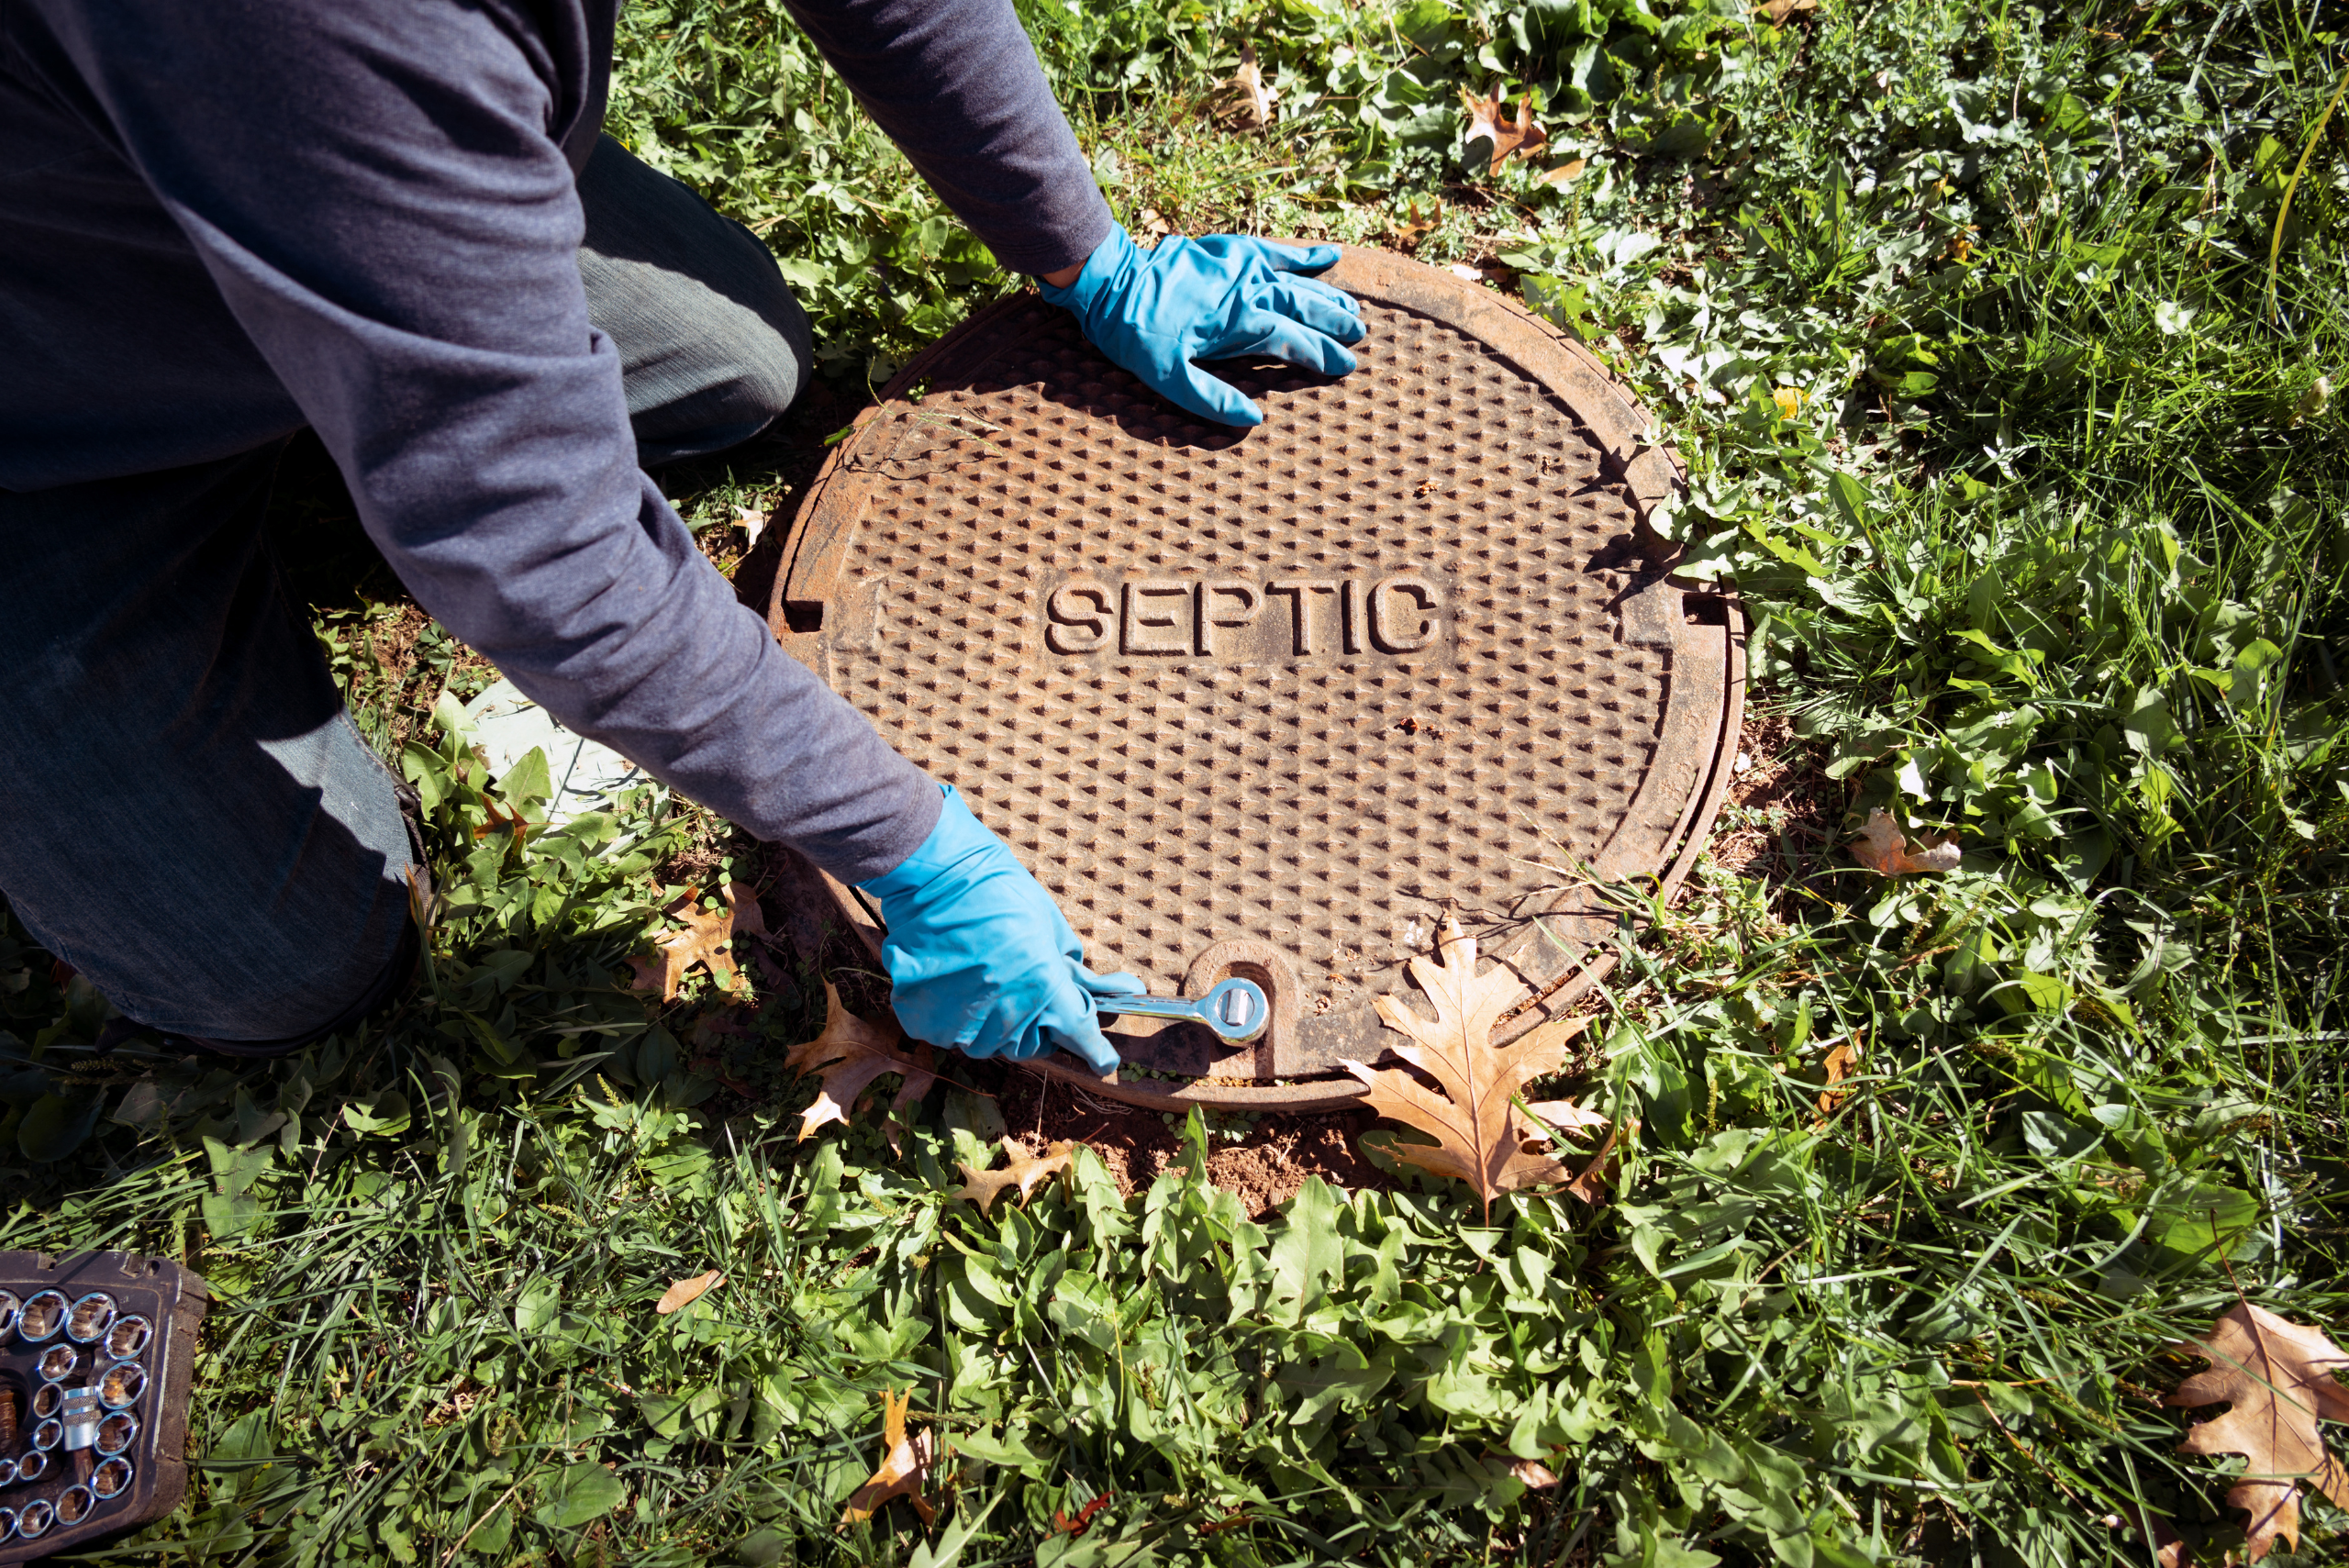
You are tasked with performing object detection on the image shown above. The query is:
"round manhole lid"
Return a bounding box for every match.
[767,247,1741,1109]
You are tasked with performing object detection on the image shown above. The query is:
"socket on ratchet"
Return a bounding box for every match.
[1097,977,1270,1045]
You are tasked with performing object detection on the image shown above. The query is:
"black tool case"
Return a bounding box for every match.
[0,1251,208,1562]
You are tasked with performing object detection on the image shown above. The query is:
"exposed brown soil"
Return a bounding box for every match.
[725,852,1407,1220]
[1709,709,1848,900]
[988,1067,1396,1219]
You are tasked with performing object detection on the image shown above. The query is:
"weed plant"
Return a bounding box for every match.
[4,0,2347,1563]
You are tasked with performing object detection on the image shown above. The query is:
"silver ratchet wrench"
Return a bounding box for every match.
[1096,977,1270,1044]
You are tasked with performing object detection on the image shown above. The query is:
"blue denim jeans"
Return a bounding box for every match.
[0,136,812,1045]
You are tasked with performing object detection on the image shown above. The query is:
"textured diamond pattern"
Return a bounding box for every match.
[807,286,1688,1066]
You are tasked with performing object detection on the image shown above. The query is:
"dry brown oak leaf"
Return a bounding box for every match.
[1391,195,1442,245]
[952,1139,1079,1216]
[1341,915,1607,1220]
[655,1270,722,1316]
[787,984,939,1142]
[1461,83,1548,174]
[1229,42,1277,128]
[1525,1097,1609,1135]
[627,882,764,1001]
[2167,1303,2349,1562]
[1815,1035,1861,1122]
[1508,1457,1561,1489]
[1851,807,1961,875]
[840,1389,936,1528]
[1525,1097,1627,1205]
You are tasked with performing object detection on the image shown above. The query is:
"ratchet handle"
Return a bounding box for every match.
[1094,977,1270,1045]
[1097,995,1206,1023]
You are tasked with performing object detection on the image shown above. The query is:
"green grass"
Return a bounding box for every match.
[6,0,2349,1563]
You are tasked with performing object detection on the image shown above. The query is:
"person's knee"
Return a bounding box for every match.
[579,138,818,459]
[626,285,810,466]
[724,265,814,424]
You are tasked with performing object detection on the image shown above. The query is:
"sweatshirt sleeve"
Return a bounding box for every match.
[784,0,1115,276]
[36,0,941,882]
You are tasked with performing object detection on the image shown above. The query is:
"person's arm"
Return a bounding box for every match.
[780,0,1112,278]
[37,0,941,883]
[44,0,1141,1069]
[788,0,1366,427]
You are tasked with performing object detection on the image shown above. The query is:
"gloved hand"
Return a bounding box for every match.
[856,784,1144,1072]
[1041,225,1366,428]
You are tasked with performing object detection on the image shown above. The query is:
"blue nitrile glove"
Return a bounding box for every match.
[856,784,1144,1072]
[1040,225,1366,428]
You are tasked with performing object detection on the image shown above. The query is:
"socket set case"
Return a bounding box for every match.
[0,1252,207,1562]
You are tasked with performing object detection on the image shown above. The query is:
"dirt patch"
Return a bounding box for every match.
[1709,710,1847,897]
[751,857,1406,1220]
[985,1068,1395,1218]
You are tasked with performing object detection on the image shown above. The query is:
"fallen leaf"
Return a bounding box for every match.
[1756,0,1819,22]
[1391,195,1441,245]
[1851,807,1961,875]
[2111,1501,2187,1568]
[627,882,763,1001]
[2167,1303,2349,1561]
[1509,1458,1560,1488]
[655,1270,722,1315]
[952,1138,1079,1215]
[728,883,767,938]
[1230,43,1277,128]
[405,864,436,930]
[1540,158,1588,186]
[786,984,940,1141]
[1562,1116,1631,1206]
[473,796,531,851]
[1052,1491,1113,1536]
[1461,82,1548,174]
[883,1040,939,1157]
[1524,1097,1609,1134]
[1816,1035,1859,1120]
[840,1389,936,1527]
[1341,916,1606,1220]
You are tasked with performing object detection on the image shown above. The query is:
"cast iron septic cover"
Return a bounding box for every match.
[768,247,1742,1111]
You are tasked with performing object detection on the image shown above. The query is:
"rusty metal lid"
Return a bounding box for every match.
[768,246,1741,1112]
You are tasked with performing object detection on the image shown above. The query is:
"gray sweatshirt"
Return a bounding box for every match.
[0,0,1115,880]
